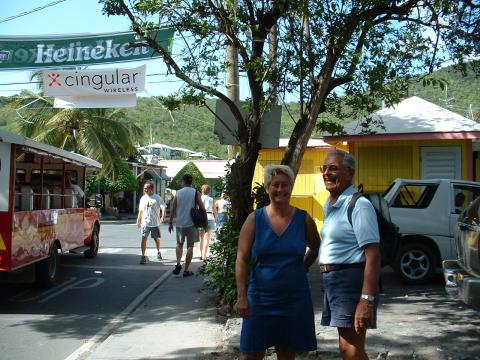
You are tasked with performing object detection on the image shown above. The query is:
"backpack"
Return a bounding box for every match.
[347,192,400,267]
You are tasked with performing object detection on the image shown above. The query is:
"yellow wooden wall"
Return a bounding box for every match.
[353,139,470,193]
[253,148,332,230]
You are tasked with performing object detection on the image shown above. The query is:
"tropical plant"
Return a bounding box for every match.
[168,161,206,190]
[101,0,479,231]
[10,90,143,175]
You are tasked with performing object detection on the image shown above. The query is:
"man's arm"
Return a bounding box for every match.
[168,197,177,233]
[136,210,143,228]
[355,243,381,333]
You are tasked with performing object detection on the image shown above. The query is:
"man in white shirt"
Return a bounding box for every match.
[136,181,166,264]
[168,174,206,277]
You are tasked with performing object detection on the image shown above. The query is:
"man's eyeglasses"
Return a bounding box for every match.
[320,164,342,173]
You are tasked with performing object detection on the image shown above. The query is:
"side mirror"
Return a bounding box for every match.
[88,194,103,208]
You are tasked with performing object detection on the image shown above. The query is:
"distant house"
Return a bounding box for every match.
[323,96,480,193]
[158,159,228,197]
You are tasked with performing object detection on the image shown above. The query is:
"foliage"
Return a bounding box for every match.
[86,160,138,196]
[252,182,270,208]
[199,220,239,308]
[168,161,206,190]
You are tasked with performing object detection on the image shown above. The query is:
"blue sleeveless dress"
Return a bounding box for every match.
[240,207,317,352]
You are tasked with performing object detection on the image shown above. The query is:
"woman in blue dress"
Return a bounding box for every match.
[235,165,320,360]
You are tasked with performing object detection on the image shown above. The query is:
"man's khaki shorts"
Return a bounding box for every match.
[175,226,199,247]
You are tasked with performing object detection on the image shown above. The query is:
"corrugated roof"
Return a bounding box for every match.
[344,96,480,135]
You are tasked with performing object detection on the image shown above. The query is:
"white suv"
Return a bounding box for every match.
[383,178,480,284]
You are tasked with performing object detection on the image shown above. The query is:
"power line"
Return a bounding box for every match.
[0,0,69,24]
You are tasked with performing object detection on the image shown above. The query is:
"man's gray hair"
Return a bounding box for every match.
[264,165,295,190]
[326,149,356,170]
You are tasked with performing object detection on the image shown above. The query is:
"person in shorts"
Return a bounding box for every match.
[199,184,215,260]
[319,149,381,360]
[168,174,206,277]
[136,181,167,264]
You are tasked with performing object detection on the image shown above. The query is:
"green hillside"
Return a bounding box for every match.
[1,63,478,158]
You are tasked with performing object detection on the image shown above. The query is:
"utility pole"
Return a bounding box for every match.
[227,37,240,160]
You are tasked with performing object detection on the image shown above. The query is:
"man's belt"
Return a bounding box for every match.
[320,262,366,273]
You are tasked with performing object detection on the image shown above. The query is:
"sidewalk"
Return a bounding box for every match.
[85,260,229,360]
[83,259,480,360]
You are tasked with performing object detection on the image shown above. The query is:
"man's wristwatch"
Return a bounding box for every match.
[360,294,375,302]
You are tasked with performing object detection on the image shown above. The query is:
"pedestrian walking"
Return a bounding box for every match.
[199,184,215,261]
[168,174,207,277]
[235,165,320,359]
[136,181,167,264]
[214,192,230,227]
[319,149,381,360]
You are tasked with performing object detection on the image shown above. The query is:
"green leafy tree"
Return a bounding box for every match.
[168,162,206,190]
[101,0,479,230]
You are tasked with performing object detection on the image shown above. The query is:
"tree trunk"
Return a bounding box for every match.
[228,141,261,230]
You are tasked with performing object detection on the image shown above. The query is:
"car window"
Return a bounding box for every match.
[453,185,480,216]
[390,184,438,209]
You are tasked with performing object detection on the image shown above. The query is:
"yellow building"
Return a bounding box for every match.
[324,97,480,194]
[253,138,338,230]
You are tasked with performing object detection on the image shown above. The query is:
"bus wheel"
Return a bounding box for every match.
[36,242,59,288]
[84,226,99,258]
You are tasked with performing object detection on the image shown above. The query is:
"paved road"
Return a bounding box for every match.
[0,222,178,360]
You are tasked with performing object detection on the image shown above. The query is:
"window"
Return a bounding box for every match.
[452,185,480,214]
[391,184,438,209]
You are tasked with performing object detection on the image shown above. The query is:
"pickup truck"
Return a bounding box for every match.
[443,197,480,309]
[382,178,480,284]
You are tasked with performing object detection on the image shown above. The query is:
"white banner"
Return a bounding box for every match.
[43,65,146,96]
[54,94,137,108]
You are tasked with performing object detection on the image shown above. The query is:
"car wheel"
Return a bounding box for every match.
[394,243,436,284]
[84,226,99,258]
[36,242,59,287]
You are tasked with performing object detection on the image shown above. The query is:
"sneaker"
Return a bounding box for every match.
[140,256,149,264]
[157,252,163,260]
[173,263,182,275]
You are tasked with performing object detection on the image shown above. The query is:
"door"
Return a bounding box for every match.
[421,146,461,179]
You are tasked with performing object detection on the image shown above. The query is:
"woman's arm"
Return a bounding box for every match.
[304,213,320,271]
[234,212,256,318]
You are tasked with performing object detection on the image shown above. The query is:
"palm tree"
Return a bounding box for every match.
[10,90,143,176]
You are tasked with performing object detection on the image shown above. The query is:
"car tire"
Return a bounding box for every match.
[394,243,436,284]
[36,242,59,288]
[84,226,99,258]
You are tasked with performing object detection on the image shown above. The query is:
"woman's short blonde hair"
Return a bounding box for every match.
[264,165,295,190]
[201,184,211,194]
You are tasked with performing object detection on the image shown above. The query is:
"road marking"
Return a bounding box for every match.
[38,277,104,303]
[9,277,78,302]
[64,270,172,360]
[98,247,123,254]
[61,264,175,270]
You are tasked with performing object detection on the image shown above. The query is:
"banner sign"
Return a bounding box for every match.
[43,65,146,96]
[53,94,137,108]
[0,29,174,70]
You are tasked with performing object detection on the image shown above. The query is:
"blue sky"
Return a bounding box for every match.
[0,0,233,98]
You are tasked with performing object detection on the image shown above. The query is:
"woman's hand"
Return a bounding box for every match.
[234,296,250,319]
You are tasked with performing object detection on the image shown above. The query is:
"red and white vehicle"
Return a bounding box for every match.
[0,130,102,286]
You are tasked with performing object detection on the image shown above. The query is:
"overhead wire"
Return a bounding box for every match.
[0,0,69,24]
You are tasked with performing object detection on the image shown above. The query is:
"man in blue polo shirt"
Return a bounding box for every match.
[319,149,381,360]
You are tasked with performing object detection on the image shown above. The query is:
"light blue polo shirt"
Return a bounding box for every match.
[319,185,379,264]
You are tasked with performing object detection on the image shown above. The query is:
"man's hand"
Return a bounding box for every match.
[160,216,165,223]
[168,223,174,233]
[354,299,374,334]
[136,221,141,228]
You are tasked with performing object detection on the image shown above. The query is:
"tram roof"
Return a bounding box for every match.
[0,130,102,169]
